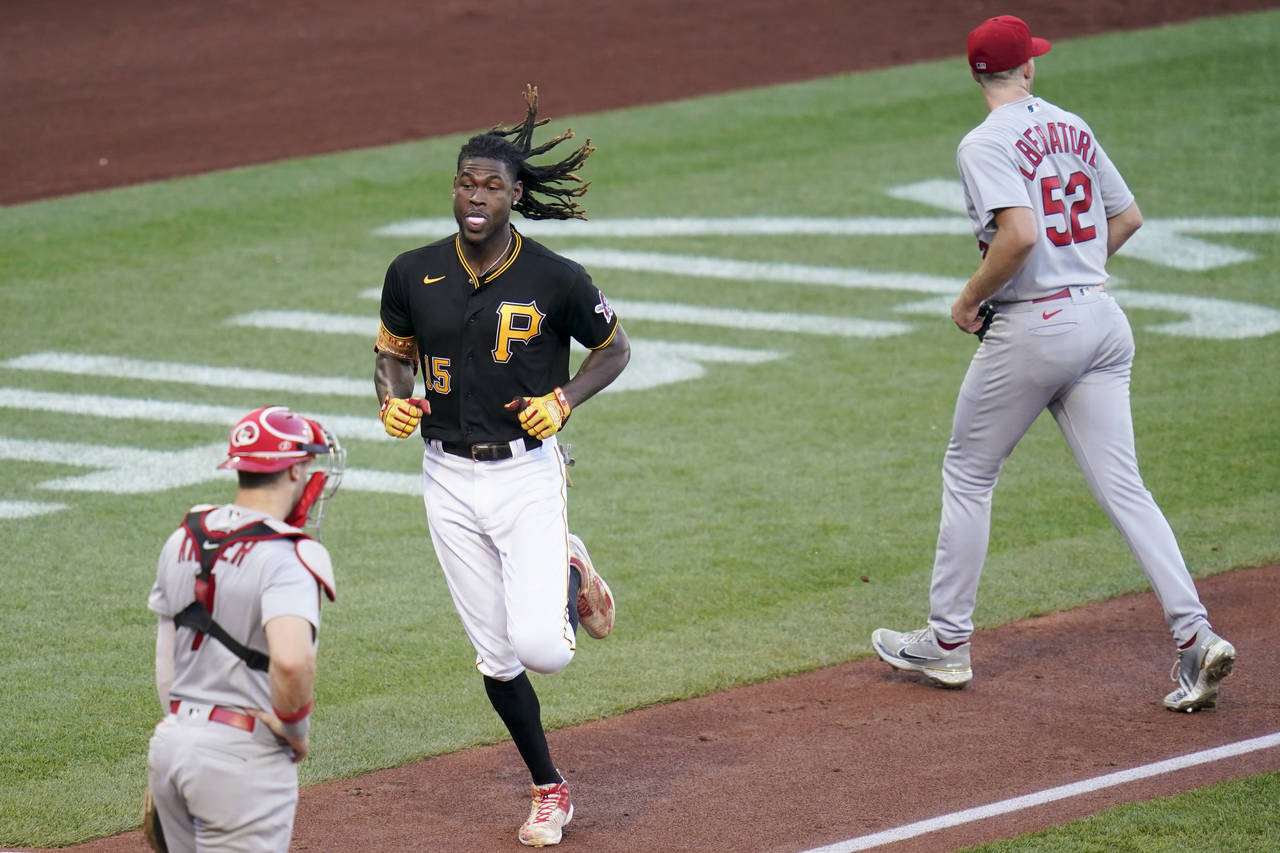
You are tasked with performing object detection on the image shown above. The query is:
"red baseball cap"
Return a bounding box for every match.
[967,15,1051,73]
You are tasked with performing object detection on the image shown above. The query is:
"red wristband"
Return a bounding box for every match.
[273,700,312,724]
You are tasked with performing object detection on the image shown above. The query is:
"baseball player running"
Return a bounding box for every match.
[871,16,1234,712]
[145,406,344,851]
[373,85,629,847]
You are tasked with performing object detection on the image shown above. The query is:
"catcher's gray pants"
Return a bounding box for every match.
[147,705,298,852]
[927,288,1209,646]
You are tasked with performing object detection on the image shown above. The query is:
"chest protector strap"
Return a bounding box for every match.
[172,509,307,672]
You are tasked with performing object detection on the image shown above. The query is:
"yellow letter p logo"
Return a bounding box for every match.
[492,301,544,363]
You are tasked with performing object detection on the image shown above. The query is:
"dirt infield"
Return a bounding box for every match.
[3,0,1276,205]
[59,567,1280,852]
[9,1,1278,851]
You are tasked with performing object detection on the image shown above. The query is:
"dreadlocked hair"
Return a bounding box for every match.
[457,84,596,221]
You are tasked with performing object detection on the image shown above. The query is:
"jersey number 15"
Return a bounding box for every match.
[427,356,451,394]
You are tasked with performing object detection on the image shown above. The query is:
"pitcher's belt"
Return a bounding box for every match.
[990,285,1105,313]
[994,284,1106,306]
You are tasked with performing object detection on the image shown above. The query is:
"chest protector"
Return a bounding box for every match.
[172,509,308,672]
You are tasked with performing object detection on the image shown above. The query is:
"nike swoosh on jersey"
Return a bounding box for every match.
[423,274,446,285]
[1042,309,1063,320]
[201,541,219,550]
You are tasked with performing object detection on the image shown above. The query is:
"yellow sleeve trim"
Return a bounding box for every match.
[589,321,619,351]
[375,322,418,363]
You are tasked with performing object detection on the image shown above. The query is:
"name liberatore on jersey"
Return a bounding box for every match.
[376,227,620,445]
[956,95,1134,302]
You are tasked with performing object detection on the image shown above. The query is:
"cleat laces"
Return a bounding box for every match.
[529,785,566,825]
[901,627,933,646]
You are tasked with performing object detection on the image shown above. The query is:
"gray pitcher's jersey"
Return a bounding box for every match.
[957,95,1134,301]
[149,504,324,711]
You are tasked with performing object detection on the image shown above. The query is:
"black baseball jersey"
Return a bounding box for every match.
[377,227,619,445]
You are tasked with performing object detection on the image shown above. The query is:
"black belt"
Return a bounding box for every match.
[439,436,540,461]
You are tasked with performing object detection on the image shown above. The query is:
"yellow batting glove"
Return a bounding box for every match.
[380,394,428,439]
[504,387,571,440]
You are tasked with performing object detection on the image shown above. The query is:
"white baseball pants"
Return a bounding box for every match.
[421,437,575,680]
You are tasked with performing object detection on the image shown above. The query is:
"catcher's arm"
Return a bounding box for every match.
[374,351,429,438]
[248,614,316,762]
[155,615,176,714]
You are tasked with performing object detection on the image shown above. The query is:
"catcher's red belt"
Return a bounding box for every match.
[169,700,255,733]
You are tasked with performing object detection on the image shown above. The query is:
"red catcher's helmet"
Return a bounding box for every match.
[217,406,330,473]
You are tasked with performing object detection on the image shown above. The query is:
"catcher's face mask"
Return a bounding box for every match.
[285,418,345,539]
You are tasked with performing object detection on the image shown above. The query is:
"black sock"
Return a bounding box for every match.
[483,672,560,785]
[567,563,581,635]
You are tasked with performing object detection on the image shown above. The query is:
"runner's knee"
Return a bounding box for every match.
[511,628,574,674]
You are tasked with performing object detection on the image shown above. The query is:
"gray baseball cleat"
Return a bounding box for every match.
[1163,629,1235,712]
[871,626,972,688]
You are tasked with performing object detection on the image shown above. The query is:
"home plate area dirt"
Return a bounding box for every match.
[63,566,1280,852]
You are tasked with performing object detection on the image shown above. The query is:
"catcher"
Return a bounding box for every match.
[144,406,343,852]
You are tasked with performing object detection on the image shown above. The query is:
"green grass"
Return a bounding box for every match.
[962,770,1280,852]
[2,10,1278,848]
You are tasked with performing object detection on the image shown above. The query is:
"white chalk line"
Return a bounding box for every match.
[797,731,1280,853]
